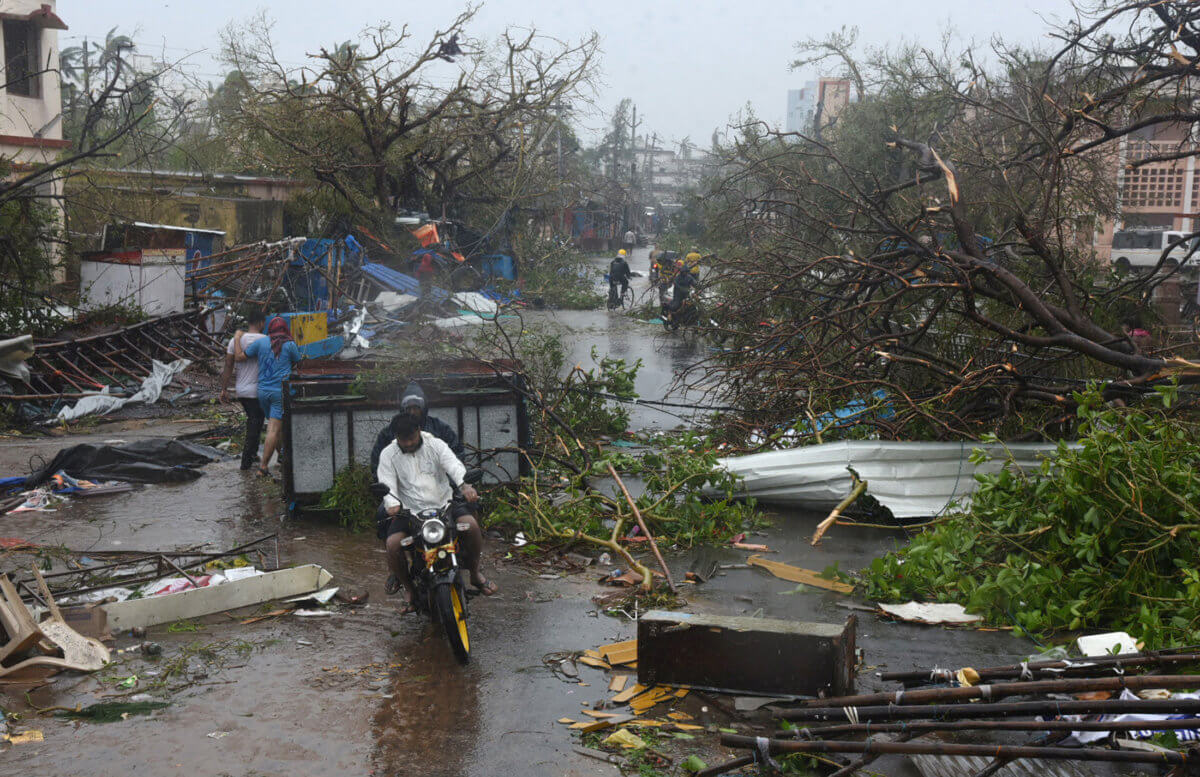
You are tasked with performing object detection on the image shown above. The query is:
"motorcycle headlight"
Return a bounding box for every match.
[421,519,447,545]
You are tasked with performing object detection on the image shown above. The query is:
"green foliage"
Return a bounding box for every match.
[862,384,1200,648]
[489,431,761,549]
[0,194,67,336]
[318,462,377,532]
[555,347,641,439]
[500,238,602,309]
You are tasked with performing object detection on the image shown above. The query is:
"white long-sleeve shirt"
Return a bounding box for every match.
[376,432,466,513]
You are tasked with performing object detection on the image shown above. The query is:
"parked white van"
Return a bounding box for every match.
[1111,229,1200,272]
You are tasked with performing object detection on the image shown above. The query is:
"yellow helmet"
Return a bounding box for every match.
[685,252,701,267]
[618,249,627,257]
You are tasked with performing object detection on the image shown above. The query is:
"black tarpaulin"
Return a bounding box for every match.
[27,439,224,486]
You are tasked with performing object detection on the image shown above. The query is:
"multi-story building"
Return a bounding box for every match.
[786,78,853,135]
[1,1,68,181]
[637,141,712,210]
[1,1,69,278]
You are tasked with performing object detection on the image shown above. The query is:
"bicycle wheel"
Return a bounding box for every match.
[621,286,633,308]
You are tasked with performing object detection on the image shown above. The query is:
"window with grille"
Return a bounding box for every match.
[3,20,40,98]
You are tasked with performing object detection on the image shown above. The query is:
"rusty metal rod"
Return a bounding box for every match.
[782,697,1200,723]
[694,756,754,777]
[800,674,1200,708]
[827,732,915,777]
[719,734,1190,766]
[881,649,1200,684]
[783,718,1200,737]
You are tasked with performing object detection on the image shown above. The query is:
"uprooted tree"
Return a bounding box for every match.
[692,1,1200,441]
[221,8,598,242]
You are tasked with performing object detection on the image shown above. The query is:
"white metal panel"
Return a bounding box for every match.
[292,412,335,493]
[715,440,1069,518]
[351,410,394,468]
[138,250,186,314]
[80,260,139,311]
[331,412,350,473]
[478,403,519,483]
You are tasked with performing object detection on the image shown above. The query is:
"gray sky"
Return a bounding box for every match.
[59,0,1081,148]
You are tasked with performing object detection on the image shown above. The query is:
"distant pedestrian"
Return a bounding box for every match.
[235,316,303,477]
[1122,315,1153,355]
[415,252,436,300]
[623,228,636,256]
[219,310,267,470]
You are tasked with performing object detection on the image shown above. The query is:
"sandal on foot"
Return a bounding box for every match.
[473,578,499,596]
[385,574,402,595]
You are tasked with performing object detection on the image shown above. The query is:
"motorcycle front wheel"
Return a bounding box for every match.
[434,583,471,664]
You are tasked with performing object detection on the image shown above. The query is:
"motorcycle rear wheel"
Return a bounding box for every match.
[434,583,471,664]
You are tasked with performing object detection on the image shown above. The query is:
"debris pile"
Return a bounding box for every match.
[709,644,1200,776]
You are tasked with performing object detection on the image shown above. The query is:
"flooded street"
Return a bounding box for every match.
[0,247,1036,777]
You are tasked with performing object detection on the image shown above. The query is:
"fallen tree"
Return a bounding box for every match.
[689,1,1200,441]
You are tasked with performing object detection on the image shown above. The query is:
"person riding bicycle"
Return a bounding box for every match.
[376,414,498,613]
[608,250,632,307]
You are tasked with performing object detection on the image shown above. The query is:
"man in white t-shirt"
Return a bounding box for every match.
[218,310,268,470]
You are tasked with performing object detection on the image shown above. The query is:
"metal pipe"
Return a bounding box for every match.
[800,674,1200,708]
[719,734,1191,766]
[782,698,1200,723]
[881,648,1200,684]
[783,718,1200,738]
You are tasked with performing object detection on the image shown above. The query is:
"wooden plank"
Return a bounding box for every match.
[577,655,612,670]
[558,717,577,725]
[102,565,333,631]
[597,639,638,665]
[569,714,634,732]
[609,675,629,693]
[611,683,647,704]
[581,709,621,719]
[746,555,854,594]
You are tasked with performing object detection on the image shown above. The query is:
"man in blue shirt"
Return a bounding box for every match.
[234,316,302,476]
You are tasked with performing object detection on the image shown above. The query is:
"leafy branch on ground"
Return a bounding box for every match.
[863,383,1200,648]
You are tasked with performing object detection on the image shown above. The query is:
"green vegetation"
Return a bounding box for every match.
[500,238,603,309]
[863,385,1200,648]
[317,461,376,532]
[554,347,641,438]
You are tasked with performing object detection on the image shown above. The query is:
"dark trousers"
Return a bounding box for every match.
[239,397,265,470]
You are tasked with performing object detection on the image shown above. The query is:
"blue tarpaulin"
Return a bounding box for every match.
[360,261,452,304]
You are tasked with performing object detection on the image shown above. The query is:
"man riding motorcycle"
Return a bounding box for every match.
[608,249,632,307]
[376,414,498,613]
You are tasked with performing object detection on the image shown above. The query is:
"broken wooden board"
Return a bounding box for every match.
[569,714,635,732]
[609,675,629,693]
[581,709,621,719]
[102,564,332,631]
[746,555,854,594]
[577,655,611,670]
[611,683,647,703]
[630,687,676,714]
[597,639,637,666]
[557,717,577,725]
[637,610,857,698]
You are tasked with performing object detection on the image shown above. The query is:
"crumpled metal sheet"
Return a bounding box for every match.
[0,334,34,382]
[911,753,1089,777]
[715,440,1069,519]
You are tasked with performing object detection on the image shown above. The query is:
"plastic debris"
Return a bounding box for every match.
[603,728,647,749]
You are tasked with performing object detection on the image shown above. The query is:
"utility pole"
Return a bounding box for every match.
[629,104,641,232]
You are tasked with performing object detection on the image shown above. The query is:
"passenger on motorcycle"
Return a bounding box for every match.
[666,257,698,313]
[376,415,497,612]
[608,250,632,306]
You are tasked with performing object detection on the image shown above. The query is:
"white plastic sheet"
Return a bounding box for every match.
[877,602,982,625]
[54,359,191,422]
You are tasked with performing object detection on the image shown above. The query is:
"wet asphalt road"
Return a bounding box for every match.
[0,247,1095,777]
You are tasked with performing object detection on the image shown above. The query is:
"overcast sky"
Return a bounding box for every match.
[59,0,1081,148]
